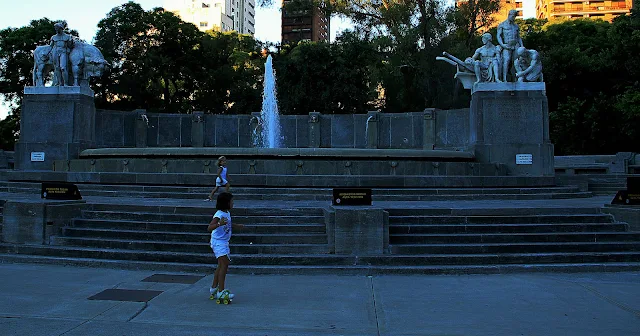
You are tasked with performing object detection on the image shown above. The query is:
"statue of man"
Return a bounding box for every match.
[496,9,523,82]
[514,47,543,82]
[471,33,502,84]
[49,22,74,86]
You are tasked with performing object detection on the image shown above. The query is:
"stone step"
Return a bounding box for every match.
[61,228,328,244]
[0,181,590,199]
[2,250,640,275]
[385,207,604,216]
[390,241,640,254]
[389,232,640,244]
[389,223,629,234]
[80,210,325,224]
[388,214,615,224]
[72,219,327,233]
[358,252,640,265]
[4,244,640,267]
[50,237,329,254]
[87,204,325,216]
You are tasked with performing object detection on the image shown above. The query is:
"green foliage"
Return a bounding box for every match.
[275,32,378,114]
[94,2,263,114]
[524,13,640,154]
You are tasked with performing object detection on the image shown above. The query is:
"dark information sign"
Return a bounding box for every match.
[332,188,372,206]
[41,182,82,200]
[611,177,640,205]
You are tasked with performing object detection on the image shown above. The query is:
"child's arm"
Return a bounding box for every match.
[232,223,244,230]
[207,217,225,232]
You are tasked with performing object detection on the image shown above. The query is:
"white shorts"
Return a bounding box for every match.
[215,177,228,187]
[211,240,230,260]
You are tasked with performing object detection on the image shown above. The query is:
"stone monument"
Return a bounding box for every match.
[437,22,553,176]
[15,22,106,170]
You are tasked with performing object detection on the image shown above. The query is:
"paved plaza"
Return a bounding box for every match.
[0,263,639,336]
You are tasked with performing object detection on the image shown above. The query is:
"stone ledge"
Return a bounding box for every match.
[472,82,546,94]
[24,85,94,97]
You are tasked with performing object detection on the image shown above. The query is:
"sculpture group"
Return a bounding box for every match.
[437,10,543,86]
[32,22,107,87]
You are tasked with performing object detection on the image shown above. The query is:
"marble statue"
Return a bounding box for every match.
[496,9,524,82]
[514,47,543,82]
[470,33,502,84]
[49,22,74,86]
[32,22,107,87]
[436,33,503,88]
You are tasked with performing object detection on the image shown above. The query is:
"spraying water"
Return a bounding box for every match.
[260,55,281,148]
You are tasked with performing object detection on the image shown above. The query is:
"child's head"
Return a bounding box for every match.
[216,192,233,211]
[217,156,227,166]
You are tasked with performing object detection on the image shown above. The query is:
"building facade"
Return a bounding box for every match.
[164,0,255,35]
[536,0,633,21]
[281,0,330,44]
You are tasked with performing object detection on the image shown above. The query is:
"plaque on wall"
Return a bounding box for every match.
[41,182,82,200]
[516,154,533,165]
[332,188,372,206]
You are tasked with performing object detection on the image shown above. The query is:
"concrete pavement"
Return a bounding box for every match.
[0,263,639,336]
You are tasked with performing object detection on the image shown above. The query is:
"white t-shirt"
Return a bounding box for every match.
[210,210,232,243]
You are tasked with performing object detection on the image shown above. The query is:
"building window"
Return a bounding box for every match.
[202,3,210,8]
[200,22,208,27]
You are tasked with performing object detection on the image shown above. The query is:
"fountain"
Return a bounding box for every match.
[260,55,281,148]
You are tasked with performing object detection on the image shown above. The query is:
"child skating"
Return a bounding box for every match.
[207,156,230,201]
[207,192,243,304]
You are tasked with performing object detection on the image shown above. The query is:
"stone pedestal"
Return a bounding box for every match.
[191,111,205,147]
[134,109,148,148]
[333,207,388,255]
[469,82,554,176]
[366,111,379,149]
[16,87,96,170]
[423,108,436,149]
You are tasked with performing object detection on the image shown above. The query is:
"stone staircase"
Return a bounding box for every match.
[383,208,640,268]
[0,181,592,201]
[2,202,640,274]
[586,176,627,195]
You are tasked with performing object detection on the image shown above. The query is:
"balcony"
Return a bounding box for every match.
[552,4,628,12]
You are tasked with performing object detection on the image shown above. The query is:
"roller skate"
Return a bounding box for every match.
[215,289,234,304]
[209,287,218,300]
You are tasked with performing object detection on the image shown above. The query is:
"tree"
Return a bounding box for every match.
[451,0,501,49]
[94,2,263,114]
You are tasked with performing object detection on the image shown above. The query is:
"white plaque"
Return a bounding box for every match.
[30,152,45,162]
[516,154,532,165]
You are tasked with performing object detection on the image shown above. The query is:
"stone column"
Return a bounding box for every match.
[333,207,388,255]
[134,109,148,148]
[366,111,379,149]
[15,87,96,170]
[308,112,321,148]
[191,111,205,147]
[250,112,262,147]
[469,82,554,176]
[423,108,436,149]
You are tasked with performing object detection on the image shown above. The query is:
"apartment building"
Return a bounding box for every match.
[536,0,633,21]
[164,0,255,35]
[281,0,330,44]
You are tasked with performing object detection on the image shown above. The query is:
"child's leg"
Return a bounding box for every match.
[224,182,231,192]
[208,186,219,200]
[216,255,230,291]
[212,266,220,290]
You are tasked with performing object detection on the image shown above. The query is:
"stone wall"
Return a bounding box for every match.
[94,109,470,150]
